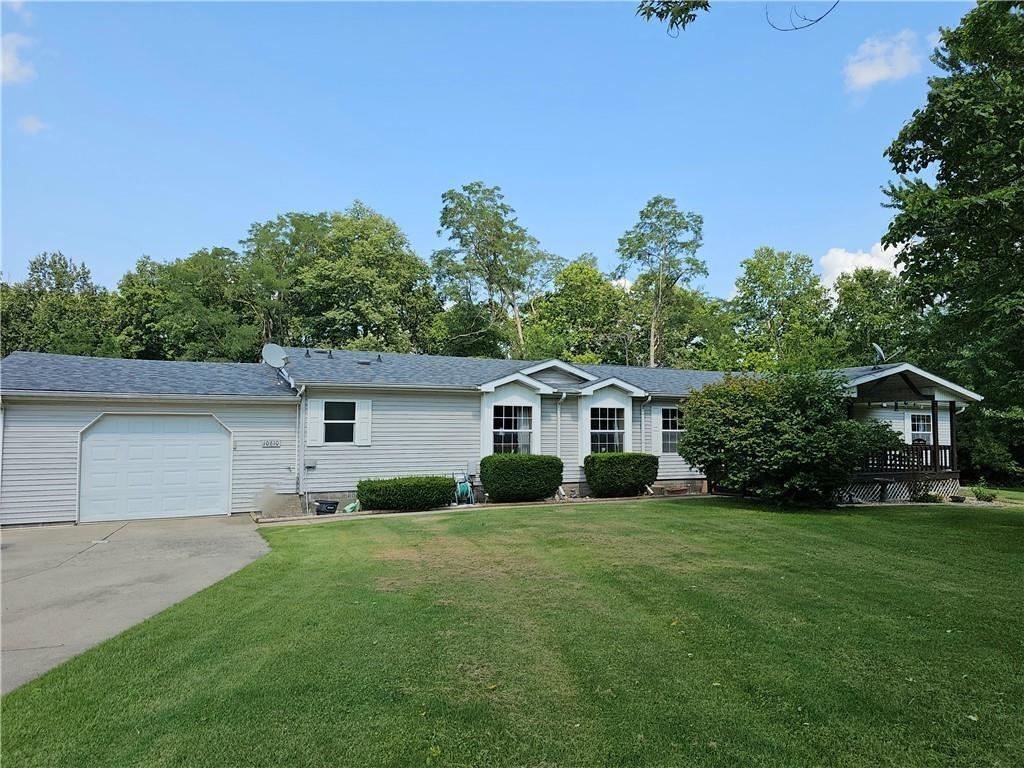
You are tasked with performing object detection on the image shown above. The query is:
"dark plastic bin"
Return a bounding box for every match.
[314,499,340,515]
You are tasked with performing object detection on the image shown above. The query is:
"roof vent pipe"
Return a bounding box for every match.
[305,349,310,357]
[328,350,333,359]
[377,354,383,362]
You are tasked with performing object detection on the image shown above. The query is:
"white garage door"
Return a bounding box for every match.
[79,414,230,522]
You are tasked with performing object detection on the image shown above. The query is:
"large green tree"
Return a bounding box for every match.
[616,196,706,367]
[1,253,116,358]
[434,182,562,359]
[114,248,264,362]
[728,247,834,371]
[522,256,629,362]
[884,0,1024,478]
[660,287,741,371]
[241,212,332,346]
[832,267,912,366]
[289,203,438,352]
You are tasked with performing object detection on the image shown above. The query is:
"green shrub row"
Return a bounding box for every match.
[480,454,563,502]
[356,475,455,511]
[583,452,659,497]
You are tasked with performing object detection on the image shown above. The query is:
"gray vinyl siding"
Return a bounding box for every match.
[0,399,297,525]
[851,402,951,444]
[643,399,705,481]
[531,369,587,388]
[304,389,481,491]
[540,396,583,483]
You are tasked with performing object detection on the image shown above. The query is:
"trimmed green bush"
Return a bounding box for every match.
[480,454,563,502]
[584,452,659,497]
[357,475,455,512]
[971,479,997,502]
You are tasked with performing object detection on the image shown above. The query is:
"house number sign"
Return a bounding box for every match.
[262,439,282,448]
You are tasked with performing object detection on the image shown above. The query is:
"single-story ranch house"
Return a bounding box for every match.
[0,347,982,525]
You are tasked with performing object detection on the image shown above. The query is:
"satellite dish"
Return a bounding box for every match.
[871,343,887,365]
[261,343,289,369]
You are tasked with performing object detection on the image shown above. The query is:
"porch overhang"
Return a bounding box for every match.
[843,363,983,405]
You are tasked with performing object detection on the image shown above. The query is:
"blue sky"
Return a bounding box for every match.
[2,1,970,298]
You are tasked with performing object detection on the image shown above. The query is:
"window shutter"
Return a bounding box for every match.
[306,398,324,447]
[652,406,662,454]
[355,400,372,446]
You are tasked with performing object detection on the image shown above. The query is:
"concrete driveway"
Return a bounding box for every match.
[1,515,268,694]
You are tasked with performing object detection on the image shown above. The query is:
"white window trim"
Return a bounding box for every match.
[324,400,357,444]
[910,413,933,445]
[492,404,534,454]
[480,383,542,463]
[306,396,371,447]
[578,388,634,464]
[659,406,681,455]
[589,406,627,454]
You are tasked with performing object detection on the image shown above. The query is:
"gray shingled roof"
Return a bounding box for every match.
[0,352,296,398]
[832,363,902,381]
[282,347,738,396]
[282,348,532,388]
[0,349,910,400]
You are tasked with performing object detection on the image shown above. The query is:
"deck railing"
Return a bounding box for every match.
[860,444,954,473]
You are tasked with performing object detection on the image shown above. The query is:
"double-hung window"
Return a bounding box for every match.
[493,405,532,454]
[910,414,932,445]
[661,407,681,454]
[324,401,356,443]
[590,407,625,453]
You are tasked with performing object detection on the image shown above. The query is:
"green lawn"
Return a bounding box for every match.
[3,499,1022,767]
[993,486,1024,505]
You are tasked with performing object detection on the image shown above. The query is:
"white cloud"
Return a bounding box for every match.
[844,30,921,92]
[611,277,633,291]
[4,1,32,21]
[18,114,47,134]
[819,242,903,286]
[2,32,35,84]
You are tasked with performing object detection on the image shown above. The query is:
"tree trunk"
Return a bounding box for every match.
[648,313,658,368]
[511,301,526,359]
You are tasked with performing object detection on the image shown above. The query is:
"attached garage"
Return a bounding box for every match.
[0,353,300,526]
[79,414,231,522]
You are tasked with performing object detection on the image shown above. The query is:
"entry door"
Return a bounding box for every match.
[79,414,230,522]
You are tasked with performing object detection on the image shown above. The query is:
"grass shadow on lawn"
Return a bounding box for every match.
[2,497,1022,767]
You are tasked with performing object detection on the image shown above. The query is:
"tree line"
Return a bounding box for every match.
[1,2,1020,479]
[0,192,910,373]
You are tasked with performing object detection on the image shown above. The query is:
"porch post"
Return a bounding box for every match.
[949,401,958,471]
[931,399,940,471]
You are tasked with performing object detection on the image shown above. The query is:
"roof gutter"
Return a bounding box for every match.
[0,391,299,403]
[294,381,483,393]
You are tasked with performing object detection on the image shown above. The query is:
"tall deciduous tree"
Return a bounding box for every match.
[884,0,1024,477]
[241,212,333,346]
[290,203,438,352]
[728,247,832,371]
[616,196,706,367]
[1,253,115,358]
[434,182,561,359]
[832,267,911,366]
[522,256,628,362]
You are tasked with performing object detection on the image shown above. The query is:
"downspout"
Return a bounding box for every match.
[641,395,652,452]
[295,385,306,514]
[556,392,566,458]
